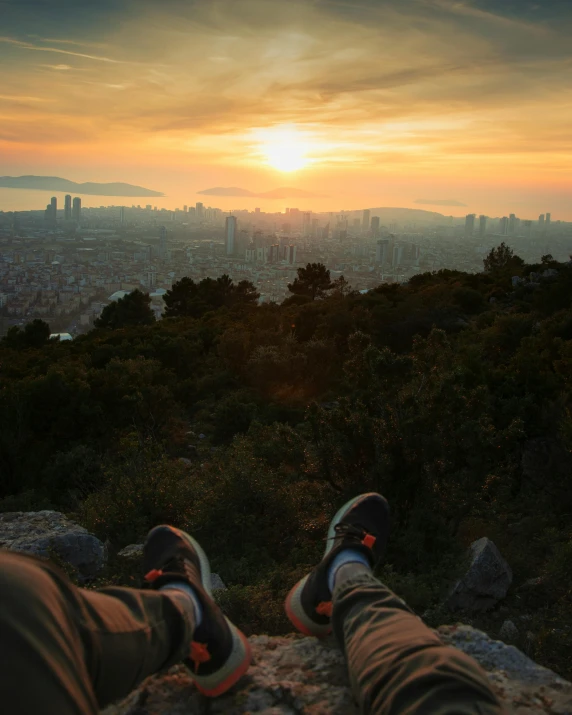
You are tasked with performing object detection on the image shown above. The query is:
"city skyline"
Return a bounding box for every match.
[1,1,572,218]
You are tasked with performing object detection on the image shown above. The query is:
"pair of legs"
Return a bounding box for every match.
[0,494,503,714]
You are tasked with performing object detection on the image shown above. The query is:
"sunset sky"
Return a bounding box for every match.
[1,0,572,218]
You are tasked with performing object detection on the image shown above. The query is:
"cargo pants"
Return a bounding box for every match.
[0,551,503,714]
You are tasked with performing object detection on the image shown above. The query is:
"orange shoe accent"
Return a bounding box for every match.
[194,631,252,697]
[361,534,376,549]
[190,641,211,673]
[315,601,333,617]
[285,583,332,638]
[144,569,163,583]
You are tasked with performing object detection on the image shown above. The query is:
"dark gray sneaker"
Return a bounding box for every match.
[143,525,252,696]
[285,493,389,637]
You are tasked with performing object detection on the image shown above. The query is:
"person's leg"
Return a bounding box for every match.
[0,526,251,714]
[285,493,503,715]
[0,551,194,715]
[331,563,503,714]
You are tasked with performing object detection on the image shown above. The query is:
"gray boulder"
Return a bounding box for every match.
[102,627,572,715]
[117,543,144,559]
[446,537,512,611]
[0,510,105,578]
[499,619,519,644]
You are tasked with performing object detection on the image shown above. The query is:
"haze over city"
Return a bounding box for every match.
[2,0,572,218]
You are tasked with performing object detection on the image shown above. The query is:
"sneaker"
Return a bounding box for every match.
[285,493,389,638]
[142,525,252,697]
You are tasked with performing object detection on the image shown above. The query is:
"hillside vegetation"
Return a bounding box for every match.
[1,247,571,677]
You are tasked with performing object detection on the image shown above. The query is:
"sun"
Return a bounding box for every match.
[255,126,313,172]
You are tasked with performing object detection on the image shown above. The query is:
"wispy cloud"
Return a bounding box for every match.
[0,36,123,63]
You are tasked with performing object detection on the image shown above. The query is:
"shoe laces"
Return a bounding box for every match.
[328,523,376,549]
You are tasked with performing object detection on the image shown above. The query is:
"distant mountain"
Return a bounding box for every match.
[198,186,324,199]
[414,198,467,207]
[0,176,164,197]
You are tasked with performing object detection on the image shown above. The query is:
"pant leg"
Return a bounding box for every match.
[0,551,194,715]
[332,572,504,715]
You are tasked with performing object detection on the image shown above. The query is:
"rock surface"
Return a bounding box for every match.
[102,626,572,715]
[117,543,226,591]
[0,510,106,577]
[447,537,512,611]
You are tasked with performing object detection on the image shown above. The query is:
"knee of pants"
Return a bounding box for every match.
[0,552,65,623]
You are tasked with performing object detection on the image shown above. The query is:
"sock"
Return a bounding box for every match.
[161,582,203,626]
[327,549,371,593]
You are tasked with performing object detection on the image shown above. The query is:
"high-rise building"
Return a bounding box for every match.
[376,239,392,265]
[196,202,204,221]
[302,212,312,237]
[392,243,404,267]
[72,197,81,222]
[479,215,487,237]
[51,196,57,219]
[225,215,237,256]
[546,212,551,226]
[371,216,380,238]
[538,214,545,227]
[464,214,476,237]
[119,206,125,224]
[499,217,509,235]
[183,205,188,212]
[362,209,371,232]
[64,194,72,221]
[286,245,297,264]
[509,213,516,235]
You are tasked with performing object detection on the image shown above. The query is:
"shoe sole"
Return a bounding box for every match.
[176,529,253,696]
[285,493,386,638]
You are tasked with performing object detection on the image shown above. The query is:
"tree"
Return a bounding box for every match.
[94,290,155,329]
[2,319,51,349]
[163,275,259,317]
[234,280,260,305]
[483,243,524,273]
[163,277,198,317]
[287,263,333,300]
[330,275,353,298]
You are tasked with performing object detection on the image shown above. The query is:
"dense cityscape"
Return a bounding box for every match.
[0,195,570,338]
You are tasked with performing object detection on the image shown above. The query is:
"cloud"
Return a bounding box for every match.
[41,64,72,70]
[0,36,123,63]
[415,198,468,207]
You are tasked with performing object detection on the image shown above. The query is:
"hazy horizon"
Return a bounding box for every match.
[2,0,572,218]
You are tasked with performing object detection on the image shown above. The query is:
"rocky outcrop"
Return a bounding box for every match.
[447,537,512,611]
[117,543,226,591]
[0,510,106,578]
[102,627,572,715]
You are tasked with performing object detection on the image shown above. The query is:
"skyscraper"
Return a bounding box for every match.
[302,211,312,237]
[546,212,551,226]
[508,213,516,235]
[225,215,237,255]
[64,194,72,221]
[376,239,392,264]
[464,214,476,237]
[286,245,297,264]
[538,214,545,227]
[51,196,57,219]
[362,209,371,232]
[479,215,487,237]
[72,197,81,222]
[119,206,125,224]
[371,216,380,238]
[196,202,204,221]
[499,217,509,235]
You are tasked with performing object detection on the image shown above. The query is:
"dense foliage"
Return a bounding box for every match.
[1,250,571,676]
